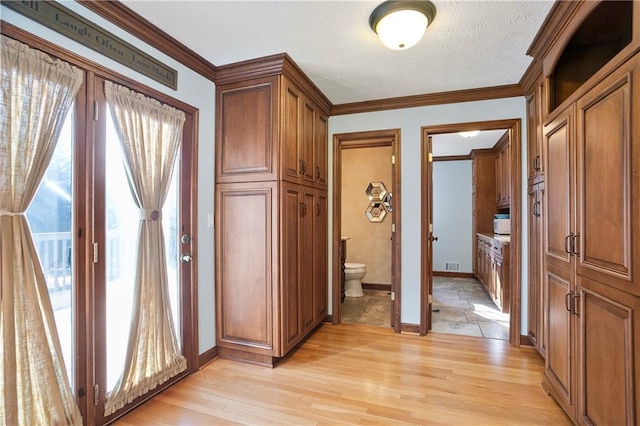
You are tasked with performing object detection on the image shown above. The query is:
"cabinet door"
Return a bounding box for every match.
[503,143,510,205]
[577,277,640,426]
[282,79,301,184]
[575,56,639,297]
[215,182,277,355]
[314,190,329,321]
[495,150,503,205]
[315,112,329,189]
[527,79,546,183]
[544,105,575,271]
[544,264,577,421]
[528,183,546,356]
[216,77,278,183]
[300,99,316,186]
[301,188,316,333]
[281,183,302,354]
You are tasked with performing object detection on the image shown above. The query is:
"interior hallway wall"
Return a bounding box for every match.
[432,160,473,273]
[328,97,529,333]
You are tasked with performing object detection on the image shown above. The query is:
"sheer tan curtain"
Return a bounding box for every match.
[0,36,83,425]
[103,81,186,415]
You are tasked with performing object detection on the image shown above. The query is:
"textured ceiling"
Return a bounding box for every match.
[121,0,554,105]
[432,129,507,157]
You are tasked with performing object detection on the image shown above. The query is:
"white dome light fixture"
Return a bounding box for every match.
[370,0,437,50]
[459,131,481,138]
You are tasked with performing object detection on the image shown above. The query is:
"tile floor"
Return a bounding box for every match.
[341,276,510,341]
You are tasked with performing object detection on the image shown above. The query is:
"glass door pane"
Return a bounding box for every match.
[104,108,181,392]
[27,108,75,386]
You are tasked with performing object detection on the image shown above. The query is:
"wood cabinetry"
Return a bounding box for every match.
[476,234,510,313]
[526,79,546,184]
[527,182,545,356]
[494,132,510,209]
[471,152,496,275]
[526,1,640,421]
[215,54,331,365]
[526,78,547,357]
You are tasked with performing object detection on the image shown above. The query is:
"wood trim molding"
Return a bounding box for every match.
[198,346,219,369]
[520,335,534,347]
[0,22,198,115]
[400,323,421,334]
[432,271,475,279]
[519,59,543,97]
[331,84,522,116]
[362,283,392,291]
[421,119,522,347]
[215,53,332,114]
[332,129,401,333]
[78,0,217,82]
[526,0,583,61]
[433,155,472,162]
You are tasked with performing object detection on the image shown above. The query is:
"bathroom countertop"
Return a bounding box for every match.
[478,233,510,244]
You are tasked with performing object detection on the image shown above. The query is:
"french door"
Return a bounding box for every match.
[26,70,196,424]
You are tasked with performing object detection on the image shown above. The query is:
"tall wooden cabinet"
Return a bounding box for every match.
[214,54,331,365]
[471,151,496,275]
[494,132,511,209]
[526,1,640,423]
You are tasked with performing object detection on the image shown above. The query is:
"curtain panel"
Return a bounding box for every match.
[0,35,83,425]
[103,81,186,416]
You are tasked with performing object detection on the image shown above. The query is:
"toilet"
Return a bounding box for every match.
[344,262,367,297]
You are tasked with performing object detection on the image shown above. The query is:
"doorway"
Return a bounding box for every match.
[332,129,401,332]
[421,119,522,345]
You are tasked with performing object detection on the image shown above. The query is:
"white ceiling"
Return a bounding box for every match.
[431,129,507,157]
[121,0,554,105]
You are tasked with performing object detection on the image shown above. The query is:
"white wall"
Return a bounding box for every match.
[328,97,529,333]
[432,160,473,273]
[2,3,218,353]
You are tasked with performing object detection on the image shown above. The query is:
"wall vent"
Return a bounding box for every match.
[445,262,460,271]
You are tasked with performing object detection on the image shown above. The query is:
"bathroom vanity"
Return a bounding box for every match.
[475,233,510,313]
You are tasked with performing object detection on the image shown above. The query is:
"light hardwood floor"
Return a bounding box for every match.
[116,323,570,425]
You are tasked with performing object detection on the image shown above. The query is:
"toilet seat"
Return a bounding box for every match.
[345,262,366,270]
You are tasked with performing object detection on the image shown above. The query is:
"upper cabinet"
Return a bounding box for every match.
[494,131,510,209]
[549,1,633,111]
[215,54,331,190]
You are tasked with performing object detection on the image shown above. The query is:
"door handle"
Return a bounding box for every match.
[565,292,572,312]
[565,234,573,254]
[572,233,580,256]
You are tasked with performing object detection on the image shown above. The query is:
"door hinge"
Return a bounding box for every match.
[94,384,99,406]
[429,223,433,233]
[391,154,396,165]
[92,242,99,263]
[93,101,98,121]
[391,223,396,233]
[428,152,433,163]
[428,294,433,304]
[390,291,396,301]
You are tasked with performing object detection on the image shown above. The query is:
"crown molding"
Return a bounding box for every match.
[79,0,217,83]
[215,53,332,114]
[519,59,543,96]
[331,84,522,116]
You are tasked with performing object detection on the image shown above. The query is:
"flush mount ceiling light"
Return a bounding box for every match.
[459,131,480,138]
[369,0,437,50]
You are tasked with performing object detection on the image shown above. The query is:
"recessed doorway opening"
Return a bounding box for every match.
[421,119,522,346]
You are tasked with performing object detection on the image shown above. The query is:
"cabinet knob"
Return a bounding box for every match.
[180,253,192,263]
